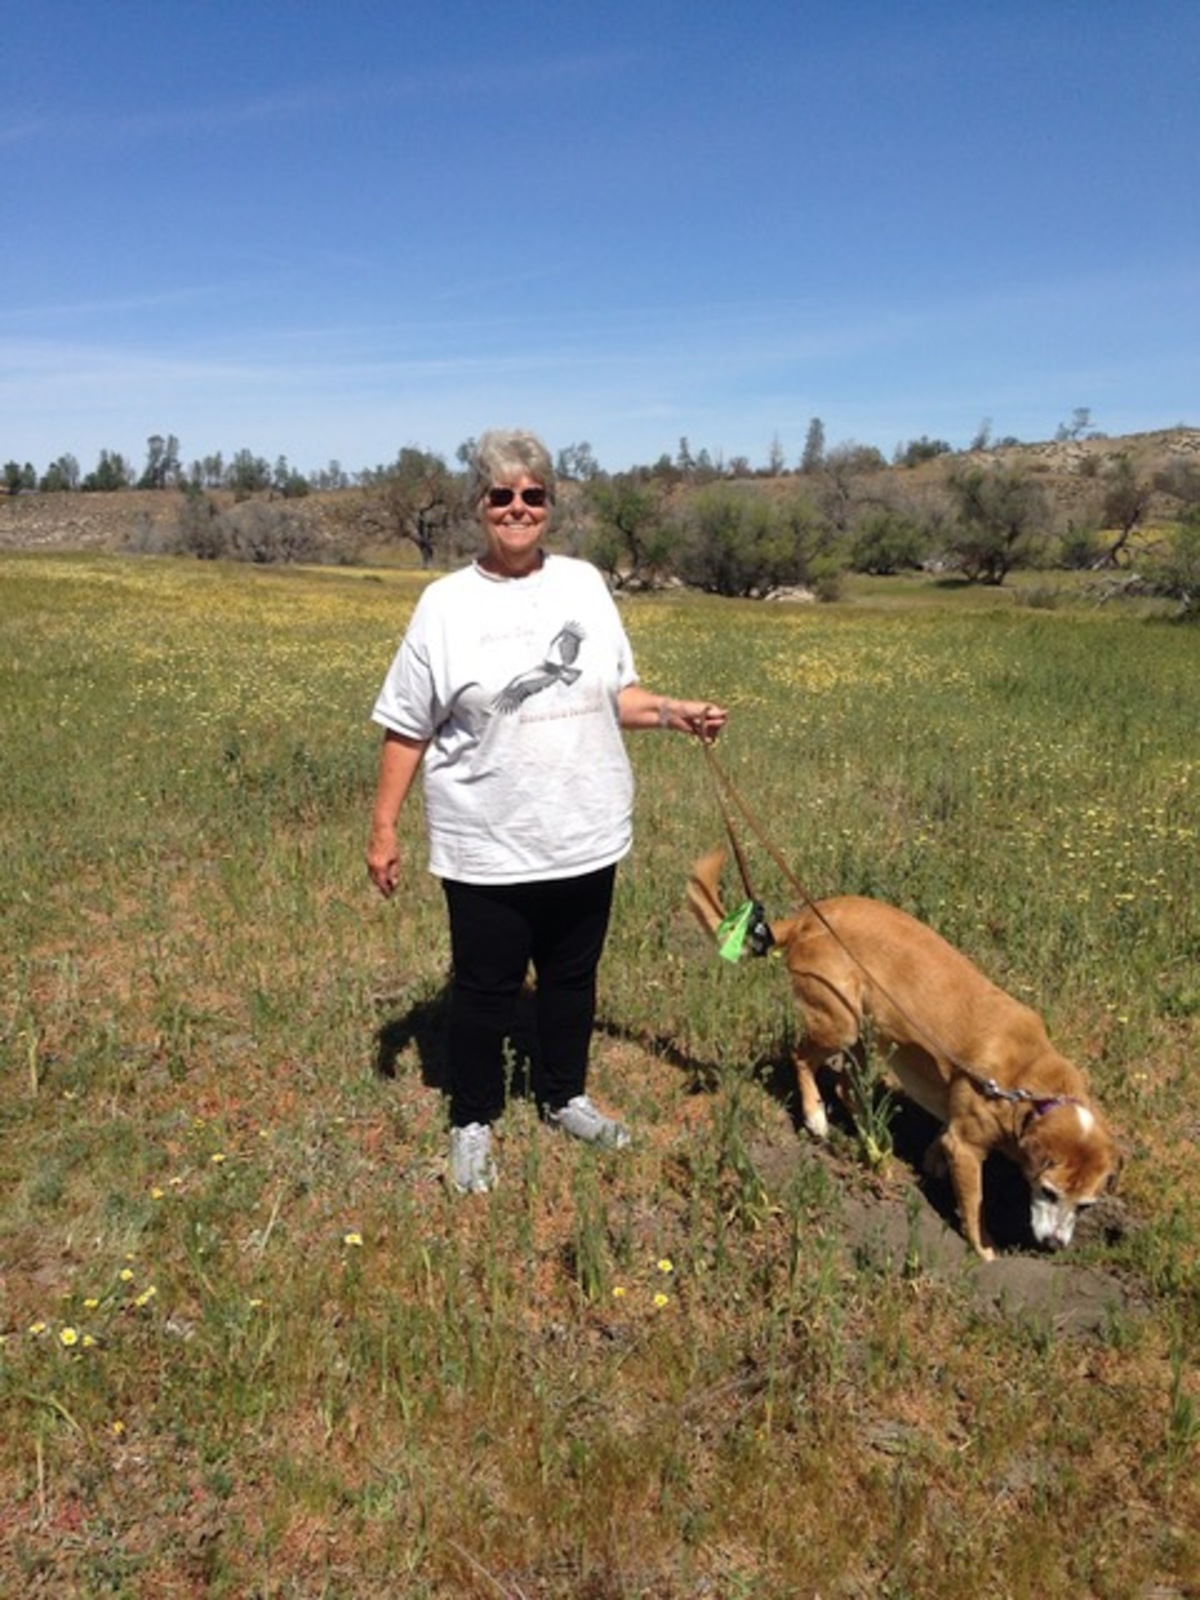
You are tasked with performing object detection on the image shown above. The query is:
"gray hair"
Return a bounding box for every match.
[468,428,556,506]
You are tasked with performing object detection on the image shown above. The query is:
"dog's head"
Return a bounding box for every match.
[1018,1099,1119,1250]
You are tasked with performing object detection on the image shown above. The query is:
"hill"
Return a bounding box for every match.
[2,426,1197,555]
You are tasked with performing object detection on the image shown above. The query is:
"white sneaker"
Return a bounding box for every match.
[449,1122,496,1193]
[546,1094,631,1149]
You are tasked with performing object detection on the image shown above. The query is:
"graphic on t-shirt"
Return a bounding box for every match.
[492,621,585,713]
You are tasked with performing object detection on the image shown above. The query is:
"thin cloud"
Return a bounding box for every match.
[1,51,628,149]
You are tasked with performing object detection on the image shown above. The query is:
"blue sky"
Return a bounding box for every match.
[3,0,1197,479]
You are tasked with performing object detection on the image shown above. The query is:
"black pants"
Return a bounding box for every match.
[441,865,617,1128]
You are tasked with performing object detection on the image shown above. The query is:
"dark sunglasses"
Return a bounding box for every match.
[485,485,548,509]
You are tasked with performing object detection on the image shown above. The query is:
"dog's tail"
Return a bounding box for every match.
[687,848,797,952]
[686,848,729,938]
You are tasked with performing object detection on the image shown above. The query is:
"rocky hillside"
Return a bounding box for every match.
[2,427,1197,554]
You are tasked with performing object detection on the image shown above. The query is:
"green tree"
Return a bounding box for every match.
[38,453,80,492]
[138,433,181,490]
[945,462,1051,584]
[800,416,826,474]
[677,485,817,597]
[82,450,132,492]
[849,508,929,574]
[272,455,310,499]
[226,448,272,499]
[555,441,601,482]
[1145,509,1200,616]
[895,436,953,469]
[583,476,674,588]
[4,461,36,494]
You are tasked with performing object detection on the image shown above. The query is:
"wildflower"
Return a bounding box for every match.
[59,1327,79,1348]
[119,1268,134,1283]
[83,1335,97,1348]
[654,1293,670,1308]
[210,1152,226,1165]
[657,1258,674,1274]
[84,1297,100,1310]
[248,1298,264,1309]
[342,1231,364,1248]
[150,1187,165,1201]
[110,1420,125,1438]
[611,1286,627,1299]
[134,1286,157,1308]
[29,1321,46,1335]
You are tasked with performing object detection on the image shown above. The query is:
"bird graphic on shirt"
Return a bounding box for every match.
[492,621,586,713]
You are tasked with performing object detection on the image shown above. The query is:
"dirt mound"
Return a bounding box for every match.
[753,1127,1143,1336]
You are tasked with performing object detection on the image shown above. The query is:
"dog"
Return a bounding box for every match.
[688,849,1118,1259]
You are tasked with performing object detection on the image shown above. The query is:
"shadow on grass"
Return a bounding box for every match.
[374,983,450,1089]
[374,982,544,1101]
[596,1015,1039,1253]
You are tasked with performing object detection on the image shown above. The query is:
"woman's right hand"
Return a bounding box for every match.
[367,824,401,898]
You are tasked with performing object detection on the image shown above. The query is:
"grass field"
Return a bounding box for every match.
[2,552,1198,1598]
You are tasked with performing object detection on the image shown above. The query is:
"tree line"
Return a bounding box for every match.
[0,406,1113,499]
[6,418,1199,608]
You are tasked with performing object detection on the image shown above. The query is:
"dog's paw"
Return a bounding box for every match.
[804,1106,830,1140]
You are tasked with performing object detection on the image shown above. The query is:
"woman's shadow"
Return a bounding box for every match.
[373,980,543,1101]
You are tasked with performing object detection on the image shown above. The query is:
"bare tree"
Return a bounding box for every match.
[1097,455,1153,567]
[361,447,458,566]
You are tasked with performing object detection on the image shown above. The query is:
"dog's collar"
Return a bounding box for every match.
[979,1079,1080,1118]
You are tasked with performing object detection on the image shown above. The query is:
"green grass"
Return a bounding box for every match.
[1,551,1198,1596]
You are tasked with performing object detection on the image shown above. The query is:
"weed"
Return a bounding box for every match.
[0,554,1197,1595]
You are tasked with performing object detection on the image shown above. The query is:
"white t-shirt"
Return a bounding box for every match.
[372,554,639,884]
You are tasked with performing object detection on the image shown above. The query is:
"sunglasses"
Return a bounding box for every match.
[485,485,548,509]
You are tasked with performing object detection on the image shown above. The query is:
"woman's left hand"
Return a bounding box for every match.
[675,700,728,742]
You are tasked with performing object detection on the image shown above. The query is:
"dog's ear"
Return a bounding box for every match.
[686,849,727,937]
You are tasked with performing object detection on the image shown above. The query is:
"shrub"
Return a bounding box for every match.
[143,492,333,564]
[849,508,929,574]
[676,485,816,597]
[1144,513,1200,616]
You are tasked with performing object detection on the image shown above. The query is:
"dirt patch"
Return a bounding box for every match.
[754,1126,1144,1336]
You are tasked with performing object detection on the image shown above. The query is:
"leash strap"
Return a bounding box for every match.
[698,740,1073,1112]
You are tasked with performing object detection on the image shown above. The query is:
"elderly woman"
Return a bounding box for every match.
[367,428,727,1193]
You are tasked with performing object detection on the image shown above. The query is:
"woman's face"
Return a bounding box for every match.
[478,471,550,578]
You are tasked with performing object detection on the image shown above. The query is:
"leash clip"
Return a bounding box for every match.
[746,903,775,957]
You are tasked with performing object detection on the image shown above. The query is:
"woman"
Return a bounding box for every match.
[367,428,727,1193]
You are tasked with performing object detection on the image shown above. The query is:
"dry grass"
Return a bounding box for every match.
[1,551,1197,1598]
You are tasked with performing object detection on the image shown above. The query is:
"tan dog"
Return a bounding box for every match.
[688,850,1118,1259]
